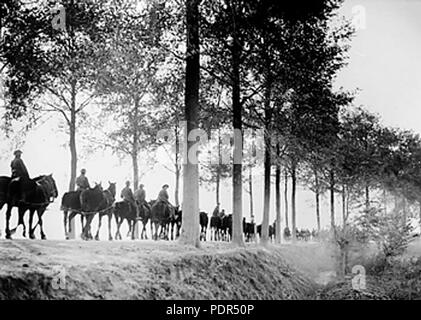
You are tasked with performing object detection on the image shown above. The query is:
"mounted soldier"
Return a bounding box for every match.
[212,203,220,217]
[121,180,137,216]
[157,184,170,204]
[76,169,90,191]
[134,184,150,210]
[8,150,34,204]
[11,150,29,180]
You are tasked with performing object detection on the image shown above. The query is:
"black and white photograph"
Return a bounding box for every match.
[0,0,421,304]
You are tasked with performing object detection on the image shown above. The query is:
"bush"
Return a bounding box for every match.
[356,207,414,263]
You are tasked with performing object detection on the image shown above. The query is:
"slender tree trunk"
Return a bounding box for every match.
[261,58,273,245]
[342,184,346,225]
[314,170,321,232]
[262,139,271,245]
[179,0,200,248]
[330,169,335,229]
[175,124,180,206]
[284,169,289,229]
[419,199,421,228]
[216,128,221,205]
[68,81,77,239]
[291,163,297,243]
[231,8,244,246]
[383,187,387,215]
[132,127,139,191]
[132,101,140,239]
[365,183,370,211]
[249,166,253,218]
[402,196,407,226]
[275,150,281,244]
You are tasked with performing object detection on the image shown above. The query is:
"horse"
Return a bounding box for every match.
[199,211,208,241]
[243,218,256,242]
[114,200,138,240]
[94,182,116,240]
[169,205,182,240]
[136,200,152,240]
[61,190,84,239]
[210,213,221,241]
[150,200,174,240]
[0,176,11,212]
[221,214,232,241]
[79,183,113,240]
[256,222,276,242]
[4,175,58,239]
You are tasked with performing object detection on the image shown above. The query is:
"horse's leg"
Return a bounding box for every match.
[87,215,95,240]
[80,215,85,235]
[150,220,153,240]
[140,221,144,239]
[131,221,136,240]
[153,222,158,240]
[115,217,123,240]
[81,214,91,240]
[5,204,12,239]
[29,208,35,239]
[67,211,77,240]
[95,213,102,241]
[126,219,132,238]
[37,208,46,240]
[63,210,68,238]
[13,206,27,237]
[108,212,113,241]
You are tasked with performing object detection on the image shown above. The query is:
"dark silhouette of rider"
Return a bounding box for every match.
[212,203,220,217]
[134,184,150,211]
[157,184,170,205]
[11,150,29,179]
[9,150,33,204]
[121,181,137,216]
[76,169,90,191]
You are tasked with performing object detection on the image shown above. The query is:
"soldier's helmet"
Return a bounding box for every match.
[14,150,23,156]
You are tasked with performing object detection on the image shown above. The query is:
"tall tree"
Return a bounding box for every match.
[179,0,200,247]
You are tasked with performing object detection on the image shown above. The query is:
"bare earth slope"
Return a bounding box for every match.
[0,240,326,300]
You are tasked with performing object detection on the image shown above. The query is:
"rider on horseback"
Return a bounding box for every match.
[11,150,29,180]
[134,184,150,211]
[76,169,90,191]
[9,150,34,204]
[121,181,137,216]
[157,184,170,205]
[212,203,220,217]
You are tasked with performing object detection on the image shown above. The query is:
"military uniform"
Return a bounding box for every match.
[212,205,220,217]
[135,187,150,212]
[158,189,169,203]
[134,188,146,203]
[11,158,29,179]
[76,175,90,191]
[121,186,137,215]
[9,152,32,204]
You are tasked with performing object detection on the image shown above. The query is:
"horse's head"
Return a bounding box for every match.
[39,174,58,200]
[93,182,103,191]
[107,181,116,198]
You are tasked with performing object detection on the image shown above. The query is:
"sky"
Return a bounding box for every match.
[1,0,421,239]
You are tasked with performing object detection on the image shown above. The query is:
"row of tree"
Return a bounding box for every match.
[1,1,420,246]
